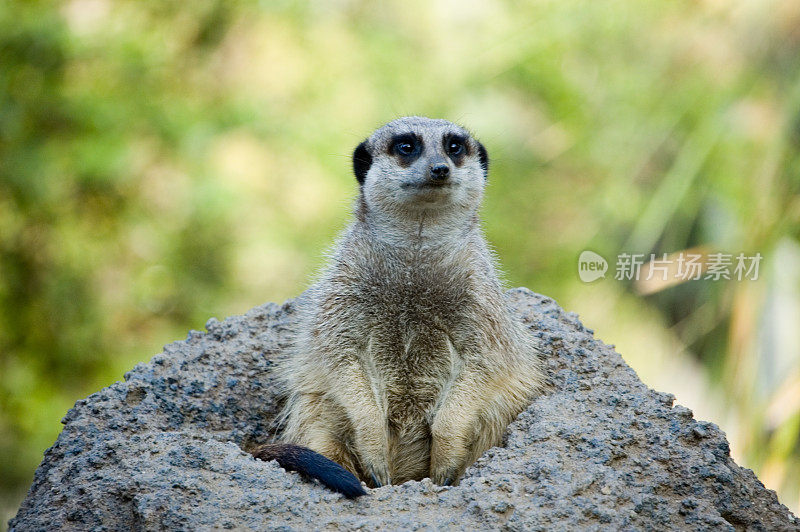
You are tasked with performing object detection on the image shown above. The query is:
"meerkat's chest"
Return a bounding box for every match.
[362,266,474,356]
[367,257,475,323]
[363,284,474,421]
[340,252,488,414]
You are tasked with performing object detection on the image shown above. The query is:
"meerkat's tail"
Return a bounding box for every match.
[251,443,367,498]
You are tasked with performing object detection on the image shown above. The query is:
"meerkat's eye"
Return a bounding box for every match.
[394,141,414,156]
[389,134,421,159]
[444,135,468,160]
[447,141,464,156]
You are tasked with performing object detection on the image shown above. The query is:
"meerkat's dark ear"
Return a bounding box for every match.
[352,141,372,185]
[476,141,489,179]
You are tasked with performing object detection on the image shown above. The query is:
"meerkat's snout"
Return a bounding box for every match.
[429,161,450,182]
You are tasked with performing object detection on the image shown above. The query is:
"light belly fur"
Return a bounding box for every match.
[363,325,458,482]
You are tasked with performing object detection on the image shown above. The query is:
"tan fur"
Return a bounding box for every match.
[276,117,544,487]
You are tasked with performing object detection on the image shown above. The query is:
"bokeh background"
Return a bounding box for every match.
[2,0,800,523]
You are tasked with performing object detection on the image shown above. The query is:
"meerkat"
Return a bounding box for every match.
[251,116,544,497]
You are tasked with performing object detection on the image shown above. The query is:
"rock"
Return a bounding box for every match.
[9,289,799,530]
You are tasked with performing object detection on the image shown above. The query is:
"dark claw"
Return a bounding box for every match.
[442,477,453,486]
[371,472,382,488]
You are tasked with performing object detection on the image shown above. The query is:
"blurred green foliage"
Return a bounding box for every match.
[2,0,800,522]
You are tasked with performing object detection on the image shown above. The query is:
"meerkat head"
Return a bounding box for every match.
[352,117,489,221]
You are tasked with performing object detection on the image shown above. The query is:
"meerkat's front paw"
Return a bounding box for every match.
[429,431,469,486]
[352,427,390,487]
[430,464,462,487]
[429,444,467,486]
[364,461,391,487]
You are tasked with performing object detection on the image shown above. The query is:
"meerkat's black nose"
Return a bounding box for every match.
[430,164,450,180]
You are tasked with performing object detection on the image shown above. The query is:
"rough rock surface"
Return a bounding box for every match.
[9,289,799,531]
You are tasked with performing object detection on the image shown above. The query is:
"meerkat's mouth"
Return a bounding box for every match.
[401,180,454,189]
